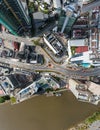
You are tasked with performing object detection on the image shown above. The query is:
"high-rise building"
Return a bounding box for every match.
[0,0,32,36]
[58,5,78,34]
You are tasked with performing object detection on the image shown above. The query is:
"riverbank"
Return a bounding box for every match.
[0,91,98,130]
[68,109,100,130]
[12,87,68,104]
[0,96,10,106]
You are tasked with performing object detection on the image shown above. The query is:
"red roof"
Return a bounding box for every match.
[75,46,88,53]
[13,42,19,50]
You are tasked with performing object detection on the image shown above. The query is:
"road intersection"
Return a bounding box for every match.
[0,1,100,79]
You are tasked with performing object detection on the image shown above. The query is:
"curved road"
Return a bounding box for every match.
[0,1,100,78]
[0,57,100,78]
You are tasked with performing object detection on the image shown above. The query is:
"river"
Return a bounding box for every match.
[0,91,99,130]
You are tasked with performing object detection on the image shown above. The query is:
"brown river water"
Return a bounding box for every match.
[0,91,99,130]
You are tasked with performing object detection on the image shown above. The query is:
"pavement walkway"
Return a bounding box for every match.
[89,120,100,130]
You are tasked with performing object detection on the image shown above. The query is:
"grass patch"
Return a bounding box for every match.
[45,88,53,93]
[85,111,100,125]
[32,39,41,46]
[71,46,76,55]
[11,97,16,104]
[68,110,100,130]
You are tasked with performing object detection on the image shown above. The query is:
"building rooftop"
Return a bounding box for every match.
[69,39,88,46]
[88,82,100,96]
[43,33,63,54]
[69,79,100,105]
[75,46,88,53]
[7,74,19,88]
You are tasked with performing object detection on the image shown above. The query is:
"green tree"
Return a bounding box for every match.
[0,97,5,103]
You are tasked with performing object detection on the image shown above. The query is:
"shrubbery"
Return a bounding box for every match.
[0,95,10,103]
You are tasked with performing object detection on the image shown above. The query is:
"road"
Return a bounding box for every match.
[0,57,100,79]
[82,0,100,13]
[0,32,33,45]
[0,1,100,79]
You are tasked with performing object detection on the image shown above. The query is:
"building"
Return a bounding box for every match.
[1,76,16,95]
[4,40,14,50]
[82,0,94,5]
[0,66,10,75]
[0,0,32,36]
[58,5,78,33]
[75,46,88,53]
[89,51,100,61]
[68,39,88,46]
[0,85,6,96]
[69,79,90,101]
[13,42,20,51]
[43,0,64,8]
[72,29,88,39]
[69,79,100,105]
[0,73,31,95]
[15,74,60,103]
[70,50,100,67]
[16,82,39,102]
[43,33,63,55]
[88,50,100,67]
[70,50,92,65]
[88,82,100,97]
[29,53,38,64]
[53,0,61,9]
[19,42,25,52]
[44,74,60,89]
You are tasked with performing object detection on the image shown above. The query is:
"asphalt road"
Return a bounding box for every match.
[0,32,33,45]
[0,1,100,78]
[0,57,100,78]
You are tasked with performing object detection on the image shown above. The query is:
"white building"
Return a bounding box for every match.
[88,82,100,97]
[82,0,92,4]
[43,33,63,55]
[1,76,15,95]
[16,82,39,102]
[69,79,89,101]
[19,42,25,52]
[69,79,100,105]
[70,50,92,64]
[68,39,88,46]
[69,79,79,98]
